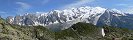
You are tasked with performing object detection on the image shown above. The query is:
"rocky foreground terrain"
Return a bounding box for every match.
[0,17,133,40]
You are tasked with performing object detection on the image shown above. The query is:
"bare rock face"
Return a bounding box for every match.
[6,16,14,24]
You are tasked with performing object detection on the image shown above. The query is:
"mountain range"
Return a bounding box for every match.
[0,8,133,40]
[6,6,133,31]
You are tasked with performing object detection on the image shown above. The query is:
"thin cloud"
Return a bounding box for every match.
[0,11,6,13]
[127,6,133,8]
[42,0,49,5]
[62,0,95,9]
[116,3,133,13]
[121,8,133,13]
[16,2,30,9]
[116,4,128,6]
[16,2,31,15]
[127,9,133,13]
[116,3,133,8]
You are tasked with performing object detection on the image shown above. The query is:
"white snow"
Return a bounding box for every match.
[101,28,105,37]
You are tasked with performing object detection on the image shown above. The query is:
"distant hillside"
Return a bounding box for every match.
[0,18,133,40]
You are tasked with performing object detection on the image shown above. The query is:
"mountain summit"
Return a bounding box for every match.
[7,6,133,30]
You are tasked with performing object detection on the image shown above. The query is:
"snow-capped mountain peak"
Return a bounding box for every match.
[106,9,126,16]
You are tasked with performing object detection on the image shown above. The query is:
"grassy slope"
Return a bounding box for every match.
[0,23,55,40]
[55,22,133,40]
[0,18,54,40]
[55,22,101,40]
[103,26,133,40]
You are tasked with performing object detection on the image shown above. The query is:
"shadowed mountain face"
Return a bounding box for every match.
[0,17,133,40]
[97,9,133,29]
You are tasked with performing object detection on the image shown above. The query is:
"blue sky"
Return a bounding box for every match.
[0,0,133,18]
